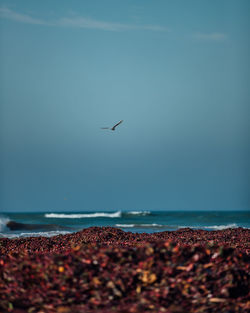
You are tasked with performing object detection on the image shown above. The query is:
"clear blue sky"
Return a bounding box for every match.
[0,0,249,212]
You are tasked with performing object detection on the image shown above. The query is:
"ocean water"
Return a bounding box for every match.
[0,210,249,238]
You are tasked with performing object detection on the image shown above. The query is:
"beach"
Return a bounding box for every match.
[0,227,249,313]
[1,0,250,312]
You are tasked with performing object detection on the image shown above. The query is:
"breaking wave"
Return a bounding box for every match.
[0,230,71,239]
[125,211,151,216]
[45,211,122,219]
[203,223,238,230]
[0,216,10,231]
[45,211,152,219]
[115,223,165,228]
[178,223,239,230]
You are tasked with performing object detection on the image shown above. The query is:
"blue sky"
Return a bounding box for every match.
[0,0,249,212]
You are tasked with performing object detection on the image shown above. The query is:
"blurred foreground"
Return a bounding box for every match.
[0,227,249,312]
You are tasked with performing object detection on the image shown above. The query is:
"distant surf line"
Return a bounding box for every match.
[115,223,165,228]
[0,230,71,239]
[115,223,240,230]
[177,223,238,230]
[45,211,151,219]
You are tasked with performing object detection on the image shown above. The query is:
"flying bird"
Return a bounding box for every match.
[101,120,123,131]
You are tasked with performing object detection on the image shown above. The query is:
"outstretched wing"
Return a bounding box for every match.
[100,127,110,129]
[111,120,123,130]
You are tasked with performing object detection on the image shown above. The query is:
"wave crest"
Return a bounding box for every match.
[126,211,151,216]
[0,217,10,231]
[178,223,238,230]
[45,211,122,219]
[116,223,164,228]
[0,230,71,238]
[203,223,238,230]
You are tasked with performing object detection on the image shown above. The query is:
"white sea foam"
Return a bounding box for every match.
[116,224,135,228]
[178,223,238,230]
[0,216,10,231]
[127,211,151,216]
[0,230,71,238]
[45,211,122,219]
[203,223,238,230]
[116,223,164,228]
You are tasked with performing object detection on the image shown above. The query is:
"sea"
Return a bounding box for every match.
[0,210,249,238]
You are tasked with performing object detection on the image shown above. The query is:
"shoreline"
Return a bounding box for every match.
[0,227,249,312]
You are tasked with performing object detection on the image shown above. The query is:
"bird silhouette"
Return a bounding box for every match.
[101,120,123,131]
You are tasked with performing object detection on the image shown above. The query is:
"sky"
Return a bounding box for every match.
[0,0,249,212]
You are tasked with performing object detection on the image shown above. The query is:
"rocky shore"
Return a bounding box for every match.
[0,227,249,312]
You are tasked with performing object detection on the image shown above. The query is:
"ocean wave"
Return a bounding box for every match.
[45,211,122,219]
[0,216,10,231]
[125,211,151,216]
[178,223,238,230]
[115,223,165,228]
[116,224,135,228]
[0,230,71,238]
[203,223,238,230]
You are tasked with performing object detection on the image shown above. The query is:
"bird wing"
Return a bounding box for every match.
[101,127,110,129]
[112,120,123,130]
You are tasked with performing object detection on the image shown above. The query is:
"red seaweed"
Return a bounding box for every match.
[0,227,249,312]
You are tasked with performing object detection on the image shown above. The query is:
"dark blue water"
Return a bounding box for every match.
[0,210,249,238]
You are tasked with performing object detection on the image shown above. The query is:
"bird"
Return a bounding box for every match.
[101,120,123,131]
